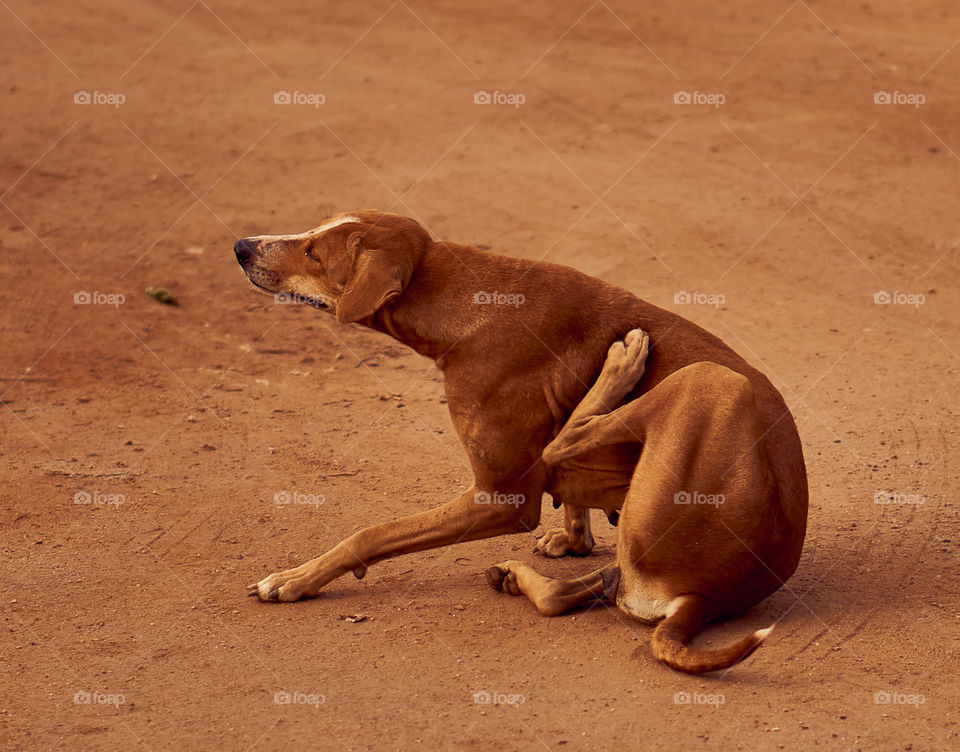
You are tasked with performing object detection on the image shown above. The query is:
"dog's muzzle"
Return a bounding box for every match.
[234,238,283,292]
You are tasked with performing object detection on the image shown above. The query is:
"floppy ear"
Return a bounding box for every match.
[335,225,425,324]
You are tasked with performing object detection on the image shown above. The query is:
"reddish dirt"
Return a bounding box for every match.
[2,1,959,750]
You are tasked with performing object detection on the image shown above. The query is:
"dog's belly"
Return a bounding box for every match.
[544,444,640,514]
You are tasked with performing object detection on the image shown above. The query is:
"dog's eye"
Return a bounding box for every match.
[304,248,324,268]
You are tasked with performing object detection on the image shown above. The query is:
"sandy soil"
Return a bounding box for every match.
[2,1,959,749]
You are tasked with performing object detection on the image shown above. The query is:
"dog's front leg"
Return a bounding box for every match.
[535,503,594,557]
[248,484,541,602]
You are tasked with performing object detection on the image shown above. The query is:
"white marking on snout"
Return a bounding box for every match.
[247,215,360,244]
[315,215,361,233]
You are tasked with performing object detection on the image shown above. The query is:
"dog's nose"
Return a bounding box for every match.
[234,238,255,265]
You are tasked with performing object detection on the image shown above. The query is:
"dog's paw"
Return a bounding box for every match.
[247,567,317,602]
[601,327,650,396]
[485,561,522,595]
[534,528,594,557]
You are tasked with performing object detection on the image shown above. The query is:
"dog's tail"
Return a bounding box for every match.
[649,594,771,674]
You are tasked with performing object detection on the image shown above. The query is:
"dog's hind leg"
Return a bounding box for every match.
[542,327,649,467]
[534,328,647,558]
[486,560,619,616]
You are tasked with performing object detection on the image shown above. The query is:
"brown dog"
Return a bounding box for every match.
[235,210,808,674]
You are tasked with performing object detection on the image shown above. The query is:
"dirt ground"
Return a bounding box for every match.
[2,1,959,749]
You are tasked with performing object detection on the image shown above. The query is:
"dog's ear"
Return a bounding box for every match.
[336,225,426,324]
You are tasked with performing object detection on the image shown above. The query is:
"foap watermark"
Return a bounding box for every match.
[74,690,125,708]
[474,490,524,508]
[274,490,325,509]
[274,690,325,708]
[674,91,725,108]
[473,291,525,307]
[674,690,725,707]
[674,291,724,308]
[74,291,125,307]
[874,491,926,507]
[874,291,924,308]
[473,690,526,708]
[274,291,325,306]
[874,690,925,708]
[674,490,724,507]
[474,90,525,108]
[74,490,124,509]
[874,91,925,108]
[274,91,325,108]
[74,91,125,108]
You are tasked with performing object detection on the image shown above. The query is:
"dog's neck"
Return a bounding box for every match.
[365,301,445,361]
[361,241,490,364]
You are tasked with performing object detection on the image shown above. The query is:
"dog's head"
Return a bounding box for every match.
[234,211,430,323]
